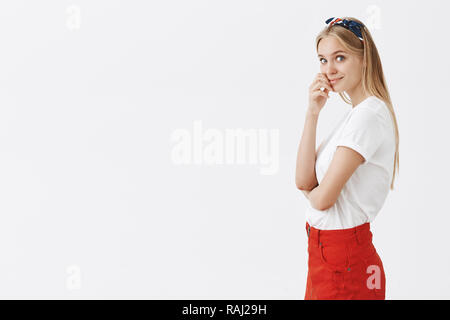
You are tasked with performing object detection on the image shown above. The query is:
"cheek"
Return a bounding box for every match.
[346,60,362,75]
[339,61,351,73]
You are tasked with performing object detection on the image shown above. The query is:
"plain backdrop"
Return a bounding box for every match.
[0,0,448,299]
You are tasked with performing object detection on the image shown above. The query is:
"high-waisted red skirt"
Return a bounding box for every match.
[305,222,386,300]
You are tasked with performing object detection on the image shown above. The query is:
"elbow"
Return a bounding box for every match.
[296,183,311,191]
[316,202,332,211]
[316,197,335,211]
[311,188,335,211]
[295,179,317,191]
[295,177,304,190]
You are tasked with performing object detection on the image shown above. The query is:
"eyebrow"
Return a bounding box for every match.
[317,50,347,58]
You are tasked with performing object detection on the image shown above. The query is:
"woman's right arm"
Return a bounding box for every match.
[295,73,333,191]
[295,111,320,190]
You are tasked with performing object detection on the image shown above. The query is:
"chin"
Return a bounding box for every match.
[332,83,347,93]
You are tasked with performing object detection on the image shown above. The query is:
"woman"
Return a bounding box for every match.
[295,17,400,300]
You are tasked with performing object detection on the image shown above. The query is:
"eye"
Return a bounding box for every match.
[319,55,345,64]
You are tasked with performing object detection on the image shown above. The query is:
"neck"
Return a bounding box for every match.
[346,85,371,108]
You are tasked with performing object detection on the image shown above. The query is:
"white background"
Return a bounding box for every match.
[0,0,448,299]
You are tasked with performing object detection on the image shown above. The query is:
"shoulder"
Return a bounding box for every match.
[357,96,390,120]
[349,96,391,128]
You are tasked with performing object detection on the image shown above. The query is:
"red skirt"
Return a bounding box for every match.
[305,222,386,300]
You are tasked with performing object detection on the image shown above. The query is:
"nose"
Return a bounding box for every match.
[325,61,338,76]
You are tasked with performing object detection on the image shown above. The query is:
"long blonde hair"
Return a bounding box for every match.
[316,17,399,190]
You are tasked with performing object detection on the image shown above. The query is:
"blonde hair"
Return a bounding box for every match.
[316,17,399,190]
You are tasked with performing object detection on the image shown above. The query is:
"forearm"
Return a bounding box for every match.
[301,185,322,210]
[295,111,319,190]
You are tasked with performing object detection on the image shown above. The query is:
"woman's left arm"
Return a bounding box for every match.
[302,146,364,210]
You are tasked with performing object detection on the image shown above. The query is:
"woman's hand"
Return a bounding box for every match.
[308,73,333,115]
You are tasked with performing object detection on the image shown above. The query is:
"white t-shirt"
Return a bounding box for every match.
[305,95,396,230]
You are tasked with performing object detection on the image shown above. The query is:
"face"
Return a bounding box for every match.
[317,36,363,93]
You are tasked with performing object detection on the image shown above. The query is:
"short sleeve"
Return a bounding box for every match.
[336,107,386,164]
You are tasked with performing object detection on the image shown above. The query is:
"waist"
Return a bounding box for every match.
[306,221,372,246]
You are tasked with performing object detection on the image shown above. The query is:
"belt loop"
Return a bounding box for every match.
[317,229,321,248]
[354,226,360,245]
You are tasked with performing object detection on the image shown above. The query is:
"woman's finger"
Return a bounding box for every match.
[312,82,332,94]
[313,88,329,98]
[310,77,324,89]
[318,79,333,92]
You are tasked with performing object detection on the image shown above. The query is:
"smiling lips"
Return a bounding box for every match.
[329,77,344,84]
